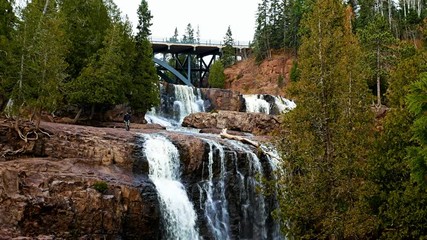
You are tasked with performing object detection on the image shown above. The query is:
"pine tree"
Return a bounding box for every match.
[60,0,110,81]
[0,0,17,111]
[358,14,396,107]
[182,23,194,43]
[253,0,270,62]
[10,0,68,129]
[208,60,225,88]
[129,0,159,115]
[68,21,132,119]
[169,27,179,43]
[222,26,235,68]
[275,0,376,238]
[406,74,427,186]
[369,45,427,238]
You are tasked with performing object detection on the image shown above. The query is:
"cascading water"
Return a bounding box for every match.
[243,94,295,115]
[145,84,205,126]
[173,85,205,123]
[142,83,286,239]
[142,134,200,239]
[243,94,271,114]
[226,140,269,240]
[197,139,230,240]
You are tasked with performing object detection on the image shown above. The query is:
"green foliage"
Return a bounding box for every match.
[67,22,131,110]
[406,74,427,186]
[275,0,376,238]
[169,27,179,43]
[93,181,108,193]
[222,26,235,68]
[136,0,152,41]
[289,61,300,82]
[182,23,195,43]
[0,0,17,111]
[9,0,68,126]
[358,14,397,106]
[277,74,284,87]
[60,0,110,81]
[129,0,159,114]
[208,60,225,88]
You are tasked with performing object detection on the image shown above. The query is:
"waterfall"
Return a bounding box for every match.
[142,134,200,240]
[198,139,230,240]
[243,94,295,115]
[243,94,271,114]
[275,96,296,114]
[145,84,205,126]
[173,85,205,123]
[227,140,269,240]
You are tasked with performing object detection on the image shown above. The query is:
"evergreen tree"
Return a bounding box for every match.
[275,0,376,238]
[268,0,284,49]
[358,14,396,107]
[68,21,133,119]
[0,0,17,111]
[11,0,68,129]
[222,26,235,68]
[368,46,427,238]
[136,0,151,40]
[60,0,110,81]
[208,60,225,88]
[406,74,427,186]
[129,0,159,114]
[283,0,313,53]
[253,0,270,62]
[182,23,194,43]
[169,27,179,43]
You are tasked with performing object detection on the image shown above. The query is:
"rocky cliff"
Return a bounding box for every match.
[0,118,279,239]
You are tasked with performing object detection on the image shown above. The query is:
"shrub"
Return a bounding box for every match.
[93,181,108,193]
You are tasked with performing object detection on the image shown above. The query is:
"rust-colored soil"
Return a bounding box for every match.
[224,50,295,96]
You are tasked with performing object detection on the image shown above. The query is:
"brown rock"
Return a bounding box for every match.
[182,110,281,135]
[200,88,245,112]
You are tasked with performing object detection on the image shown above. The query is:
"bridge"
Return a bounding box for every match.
[151,38,251,87]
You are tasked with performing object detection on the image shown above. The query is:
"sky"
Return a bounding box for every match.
[113,0,261,45]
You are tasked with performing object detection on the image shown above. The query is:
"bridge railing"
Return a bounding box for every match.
[150,37,251,49]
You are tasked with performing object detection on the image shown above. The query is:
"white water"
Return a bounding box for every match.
[275,96,296,113]
[243,94,295,114]
[145,84,205,126]
[243,95,271,114]
[198,139,230,240]
[226,140,268,240]
[143,134,200,240]
[174,85,205,123]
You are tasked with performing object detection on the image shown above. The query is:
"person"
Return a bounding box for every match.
[123,111,131,131]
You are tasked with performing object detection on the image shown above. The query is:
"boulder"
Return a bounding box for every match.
[182,110,282,135]
[200,88,245,112]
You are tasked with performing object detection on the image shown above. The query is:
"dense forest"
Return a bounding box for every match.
[251,0,427,239]
[0,0,160,129]
[1,0,427,239]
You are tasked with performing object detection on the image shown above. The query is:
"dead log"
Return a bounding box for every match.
[219,128,281,161]
[220,128,260,147]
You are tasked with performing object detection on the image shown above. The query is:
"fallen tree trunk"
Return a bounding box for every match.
[220,128,260,148]
[220,128,281,161]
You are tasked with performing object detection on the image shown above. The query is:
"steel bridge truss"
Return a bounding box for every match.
[151,41,249,87]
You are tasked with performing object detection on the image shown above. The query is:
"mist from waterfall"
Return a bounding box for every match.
[142,134,200,240]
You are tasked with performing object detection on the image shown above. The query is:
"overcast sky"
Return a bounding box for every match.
[113,0,261,44]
